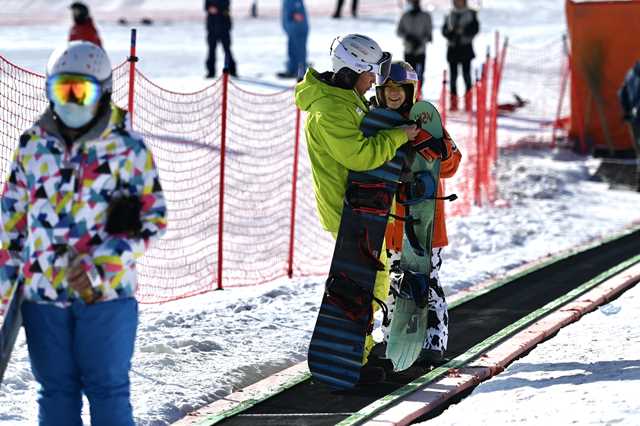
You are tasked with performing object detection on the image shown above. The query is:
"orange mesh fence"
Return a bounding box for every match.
[0,37,565,302]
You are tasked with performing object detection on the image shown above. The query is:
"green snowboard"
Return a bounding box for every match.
[385,100,444,371]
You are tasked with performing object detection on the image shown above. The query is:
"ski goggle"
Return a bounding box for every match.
[46,73,102,106]
[330,37,392,80]
[376,64,418,85]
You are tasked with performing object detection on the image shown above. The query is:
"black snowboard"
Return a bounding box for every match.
[308,108,412,389]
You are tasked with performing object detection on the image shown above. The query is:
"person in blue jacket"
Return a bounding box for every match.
[205,0,237,78]
[277,0,309,80]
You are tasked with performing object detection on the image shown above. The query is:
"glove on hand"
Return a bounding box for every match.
[105,196,142,236]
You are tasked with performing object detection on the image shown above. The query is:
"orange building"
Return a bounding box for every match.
[566,0,640,157]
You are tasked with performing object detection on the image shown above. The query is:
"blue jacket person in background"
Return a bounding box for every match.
[277,0,308,80]
[205,0,237,78]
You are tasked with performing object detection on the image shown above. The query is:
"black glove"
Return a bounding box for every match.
[105,196,142,236]
[424,137,449,160]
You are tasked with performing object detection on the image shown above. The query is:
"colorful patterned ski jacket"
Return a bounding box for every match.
[0,104,167,308]
[294,68,408,233]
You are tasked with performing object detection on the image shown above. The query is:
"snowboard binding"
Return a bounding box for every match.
[398,270,429,309]
[325,273,374,322]
[345,181,395,216]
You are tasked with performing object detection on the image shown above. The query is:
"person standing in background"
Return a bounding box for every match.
[205,0,238,78]
[442,0,479,111]
[277,0,309,80]
[333,0,359,18]
[397,0,432,87]
[69,2,102,47]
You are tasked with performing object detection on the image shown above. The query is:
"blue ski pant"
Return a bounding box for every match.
[285,26,308,79]
[21,298,138,426]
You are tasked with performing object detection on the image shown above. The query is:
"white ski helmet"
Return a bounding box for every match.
[330,34,391,80]
[46,41,112,94]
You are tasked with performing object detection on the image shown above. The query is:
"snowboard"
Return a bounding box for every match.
[0,281,23,384]
[385,100,445,371]
[307,108,412,389]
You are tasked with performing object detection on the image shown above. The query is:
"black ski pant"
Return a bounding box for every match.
[206,29,237,77]
[334,0,359,17]
[448,59,472,96]
[405,53,426,85]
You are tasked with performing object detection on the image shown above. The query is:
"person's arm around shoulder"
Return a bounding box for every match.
[314,107,414,172]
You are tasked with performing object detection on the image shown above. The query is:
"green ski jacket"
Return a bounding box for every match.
[294,68,408,232]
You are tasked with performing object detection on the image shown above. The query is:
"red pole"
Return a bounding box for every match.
[127,29,137,128]
[440,69,447,126]
[217,71,229,290]
[490,32,500,162]
[287,108,302,278]
[474,70,483,206]
[552,58,570,149]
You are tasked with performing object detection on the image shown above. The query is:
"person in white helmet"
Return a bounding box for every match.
[0,41,167,425]
[295,34,419,384]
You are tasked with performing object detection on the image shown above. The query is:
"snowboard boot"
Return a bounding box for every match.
[449,94,458,112]
[357,364,387,385]
[418,348,449,369]
[366,349,395,373]
[464,91,473,112]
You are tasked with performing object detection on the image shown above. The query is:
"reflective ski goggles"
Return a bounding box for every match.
[46,73,102,106]
[376,64,418,85]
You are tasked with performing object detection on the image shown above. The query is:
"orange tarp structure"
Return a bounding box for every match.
[566,0,640,154]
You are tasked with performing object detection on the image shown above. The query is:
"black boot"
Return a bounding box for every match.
[418,349,449,368]
[357,364,386,385]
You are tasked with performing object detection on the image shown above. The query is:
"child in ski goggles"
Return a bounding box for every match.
[46,73,102,106]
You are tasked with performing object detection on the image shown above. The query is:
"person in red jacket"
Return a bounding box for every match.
[69,2,103,47]
[378,61,462,368]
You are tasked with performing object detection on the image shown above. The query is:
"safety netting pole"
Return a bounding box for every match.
[217,71,230,290]
[474,68,483,206]
[127,29,138,128]
[287,108,302,278]
[440,69,447,126]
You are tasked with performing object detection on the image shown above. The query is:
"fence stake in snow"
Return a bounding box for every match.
[288,108,302,278]
[127,28,138,128]
[217,70,230,290]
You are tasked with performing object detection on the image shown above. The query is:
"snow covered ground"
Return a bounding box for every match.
[420,274,640,426]
[2,0,640,425]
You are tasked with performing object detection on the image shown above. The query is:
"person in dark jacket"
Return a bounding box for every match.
[333,0,359,18]
[205,0,237,78]
[619,60,640,190]
[277,0,309,80]
[397,0,432,85]
[442,0,479,111]
[69,2,102,47]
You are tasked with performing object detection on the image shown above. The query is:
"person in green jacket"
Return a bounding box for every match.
[295,33,419,383]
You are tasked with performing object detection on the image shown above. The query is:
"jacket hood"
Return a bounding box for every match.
[294,68,367,113]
